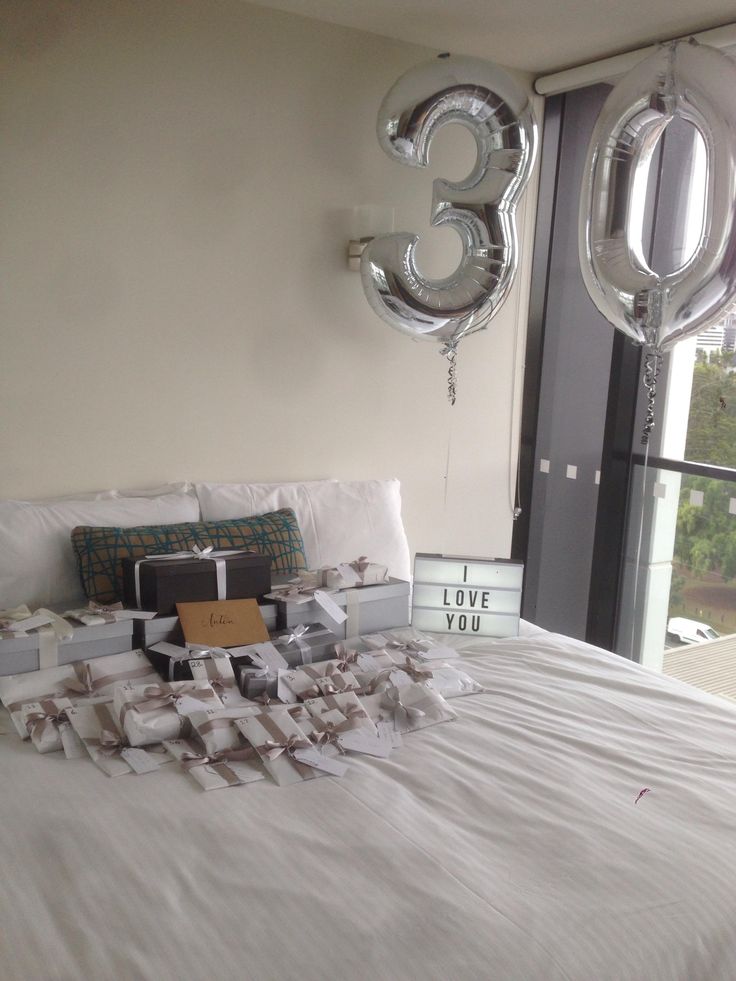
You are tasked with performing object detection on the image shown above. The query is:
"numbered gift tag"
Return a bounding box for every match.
[120,748,161,774]
[338,729,393,759]
[291,747,349,777]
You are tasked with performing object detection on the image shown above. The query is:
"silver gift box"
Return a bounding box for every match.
[234,623,339,698]
[0,619,135,677]
[275,579,410,639]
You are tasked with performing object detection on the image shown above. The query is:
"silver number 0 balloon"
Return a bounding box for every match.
[579,39,736,355]
[361,54,537,353]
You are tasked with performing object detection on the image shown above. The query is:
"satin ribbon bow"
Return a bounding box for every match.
[181,747,256,770]
[258,734,311,761]
[97,728,126,757]
[24,705,70,740]
[312,703,366,741]
[134,684,200,714]
[61,664,96,698]
[398,657,434,683]
[87,601,124,623]
[278,624,312,664]
[385,639,428,657]
[349,556,370,577]
[334,643,360,671]
[314,663,358,696]
[382,689,426,730]
[309,723,343,750]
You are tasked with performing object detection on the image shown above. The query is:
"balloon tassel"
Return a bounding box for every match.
[641,349,663,445]
[445,344,458,406]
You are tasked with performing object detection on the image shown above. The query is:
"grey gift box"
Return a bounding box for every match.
[133,602,278,651]
[274,579,410,639]
[0,619,135,677]
[269,623,339,668]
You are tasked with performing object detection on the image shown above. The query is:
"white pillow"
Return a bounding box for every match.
[196,479,411,581]
[0,488,200,610]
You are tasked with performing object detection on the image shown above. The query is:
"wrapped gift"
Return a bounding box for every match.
[302,691,375,735]
[0,649,160,739]
[323,557,389,590]
[236,709,348,785]
[270,623,339,668]
[361,682,457,734]
[275,659,349,703]
[145,643,252,709]
[122,549,271,615]
[63,602,158,626]
[230,641,290,700]
[188,705,261,755]
[361,627,459,663]
[114,681,222,747]
[65,702,170,776]
[164,738,264,791]
[268,578,410,638]
[20,697,77,755]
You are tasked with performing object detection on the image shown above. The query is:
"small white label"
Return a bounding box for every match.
[121,748,161,774]
[276,671,299,703]
[690,489,704,507]
[338,730,392,758]
[292,747,349,776]
[175,694,213,715]
[730,497,736,516]
[653,482,667,500]
[388,669,412,689]
[539,458,550,474]
[566,464,577,480]
[313,590,348,625]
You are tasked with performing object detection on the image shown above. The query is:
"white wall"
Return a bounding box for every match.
[0,0,539,560]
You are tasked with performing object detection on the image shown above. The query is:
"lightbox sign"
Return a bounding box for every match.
[411,553,523,637]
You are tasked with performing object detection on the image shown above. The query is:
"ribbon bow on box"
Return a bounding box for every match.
[334,643,361,671]
[133,545,253,607]
[381,688,426,731]
[24,702,71,741]
[181,746,257,785]
[278,624,312,664]
[311,703,367,743]
[257,734,312,761]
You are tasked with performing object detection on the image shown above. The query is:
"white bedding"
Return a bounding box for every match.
[2,630,736,981]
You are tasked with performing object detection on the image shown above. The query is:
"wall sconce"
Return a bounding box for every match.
[347,205,395,271]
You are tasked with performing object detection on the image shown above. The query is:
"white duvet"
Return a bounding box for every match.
[2,629,736,981]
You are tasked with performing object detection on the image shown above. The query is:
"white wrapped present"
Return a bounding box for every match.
[164,738,264,791]
[235,709,348,785]
[65,702,170,776]
[114,681,222,747]
[188,704,261,755]
[20,697,77,755]
[323,557,389,589]
[361,682,457,734]
[0,649,160,739]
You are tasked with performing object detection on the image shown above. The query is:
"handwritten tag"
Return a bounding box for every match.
[121,748,161,774]
[415,645,458,661]
[276,671,299,704]
[338,729,392,758]
[313,590,348,626]
[175,694,214,716]
[292,747,349,776]
[177,599,269,647]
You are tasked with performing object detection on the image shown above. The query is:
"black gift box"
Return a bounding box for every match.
[122,551,272,616]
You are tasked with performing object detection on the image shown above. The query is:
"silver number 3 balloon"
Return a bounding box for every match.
[579,39,736,354]
[361,54,538,353]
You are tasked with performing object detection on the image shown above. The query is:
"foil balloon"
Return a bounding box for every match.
[360,54,537,355]
[579,39,736,355]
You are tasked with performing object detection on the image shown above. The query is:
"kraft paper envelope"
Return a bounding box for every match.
[176,599,270,648]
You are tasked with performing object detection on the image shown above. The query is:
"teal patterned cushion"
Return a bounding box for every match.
[71,508,307,604]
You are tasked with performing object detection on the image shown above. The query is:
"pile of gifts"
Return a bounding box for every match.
[0,627,484,791]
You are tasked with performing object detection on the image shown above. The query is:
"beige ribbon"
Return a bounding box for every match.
[311,702,366,741]
[277,624,312,664]
[62,661,155,698]
[397,657,434,683]
[181,747,257,786]
[117,682,205,725]
[334,643,361,671]
[257,734,311,761]
[381,688,426,730]
[24,699,69,741]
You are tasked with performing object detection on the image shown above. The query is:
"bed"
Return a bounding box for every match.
[2,481,736,980]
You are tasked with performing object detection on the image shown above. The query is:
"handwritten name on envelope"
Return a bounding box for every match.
[176,599,270,648]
